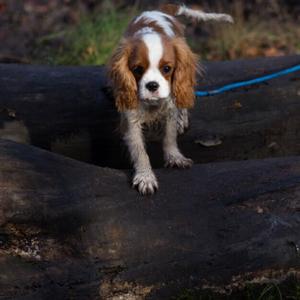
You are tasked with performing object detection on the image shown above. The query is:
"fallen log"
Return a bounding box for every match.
[0,139,299,299]
[0,55,300,168]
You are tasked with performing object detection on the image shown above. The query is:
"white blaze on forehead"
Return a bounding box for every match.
[142,33,163,67]
[139,32,170,100]
[134,11,175,37]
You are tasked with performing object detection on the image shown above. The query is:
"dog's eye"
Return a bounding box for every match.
[132,65,144,76]
[162,65,172,74]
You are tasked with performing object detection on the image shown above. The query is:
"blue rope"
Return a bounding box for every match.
[195,64,300,97]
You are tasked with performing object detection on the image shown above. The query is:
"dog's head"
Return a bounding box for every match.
[108,32,199,111]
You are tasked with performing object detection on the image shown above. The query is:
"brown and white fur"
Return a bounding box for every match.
[108,4,233,195]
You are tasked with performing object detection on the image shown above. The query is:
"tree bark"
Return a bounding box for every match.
[0,56,300,299]
[0,139,299,299]
[0,55,300,169]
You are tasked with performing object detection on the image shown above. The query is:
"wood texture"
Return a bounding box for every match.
[0,55,300,168]
[0,139,299,299]
[0,56,300,299]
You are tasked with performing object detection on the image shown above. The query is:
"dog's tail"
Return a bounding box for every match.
[160,4,233,23]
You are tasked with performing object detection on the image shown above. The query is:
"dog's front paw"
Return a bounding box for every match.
[132,170,158,195]
[165,153,193,169]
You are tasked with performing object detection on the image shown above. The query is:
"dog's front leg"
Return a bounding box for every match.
[163,110,193,168]
[177,108,189,135]
[123,114,158,195]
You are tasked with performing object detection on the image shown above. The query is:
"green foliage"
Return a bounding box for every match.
[174,279,300,300]
[38,4,137,65]
[35,1,300,65]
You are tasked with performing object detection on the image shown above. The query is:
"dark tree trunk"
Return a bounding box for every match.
[0,56,300,299]
[0,139,299,299]
[0,55,300,169]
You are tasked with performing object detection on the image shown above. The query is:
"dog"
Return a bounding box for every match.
[108,4,233,195]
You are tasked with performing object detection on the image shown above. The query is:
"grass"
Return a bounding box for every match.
[189,1,300,61]
[34,1,300,65]
[174,278,300,300]
[35,3,137,65]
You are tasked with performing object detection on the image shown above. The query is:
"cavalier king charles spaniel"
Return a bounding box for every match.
[108,4,233,195]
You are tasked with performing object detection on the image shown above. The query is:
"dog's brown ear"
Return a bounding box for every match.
[172,38,199,109]
[107,40,138,111]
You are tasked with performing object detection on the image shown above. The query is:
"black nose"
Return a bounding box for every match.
[146,81,159,92]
